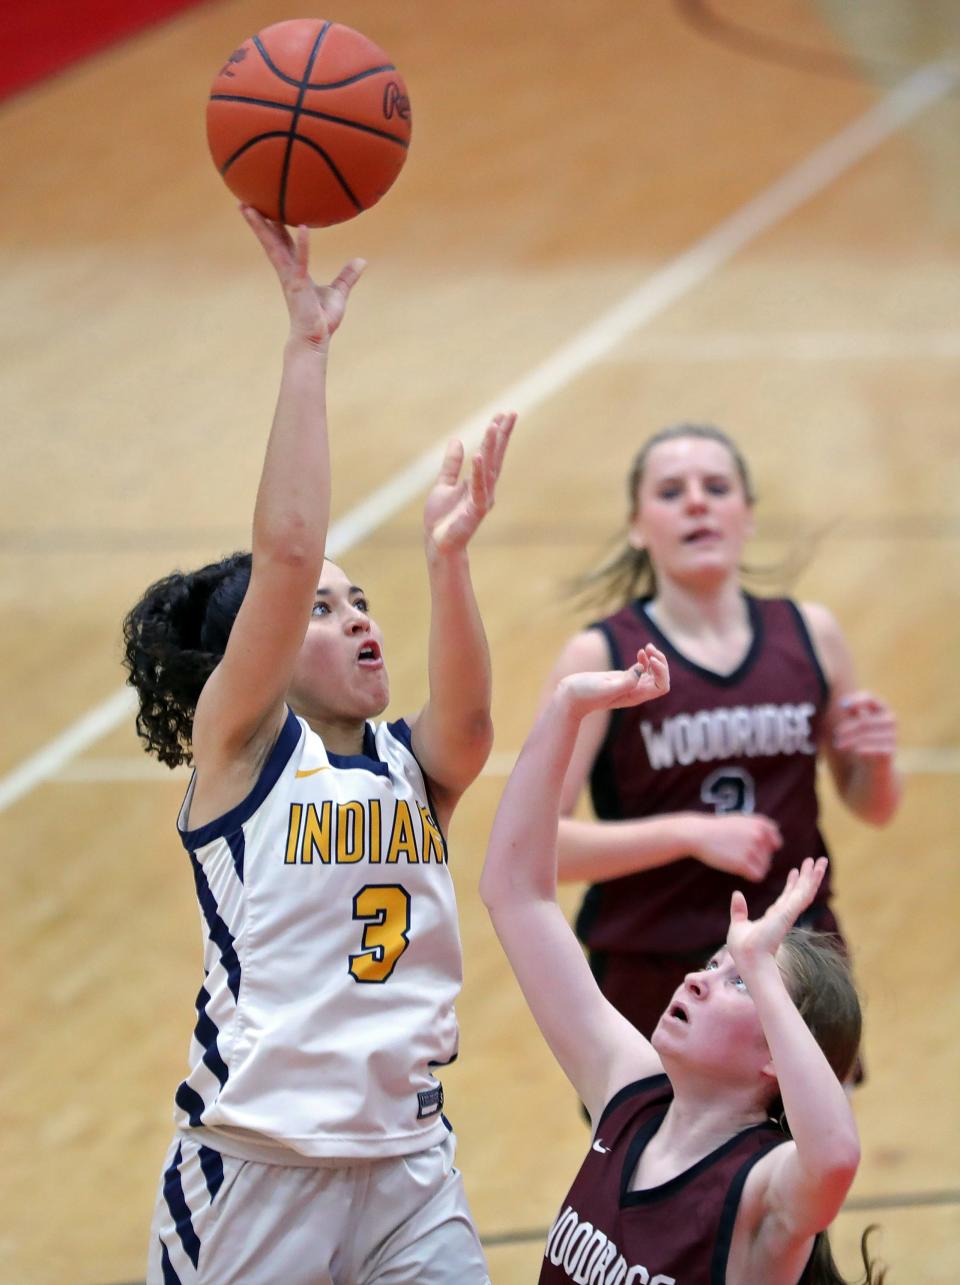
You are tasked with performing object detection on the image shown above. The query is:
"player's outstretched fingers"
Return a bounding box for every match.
[438,439,465,486]
[490,411,516,477]
[329,257,367,300]
[470,451,491,512]
[642,645,670,693]
[241,204,296,274]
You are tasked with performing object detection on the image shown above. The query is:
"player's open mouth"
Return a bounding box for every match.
[356,642,383,667]
[683,527,719,544]
[668,1003,689,1023]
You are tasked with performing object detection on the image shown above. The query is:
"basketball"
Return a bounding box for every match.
[206,18,411,227]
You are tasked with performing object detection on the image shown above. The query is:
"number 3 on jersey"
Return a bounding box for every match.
[349,884,411,983]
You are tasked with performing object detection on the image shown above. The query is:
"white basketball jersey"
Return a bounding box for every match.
[173,709,462,1162]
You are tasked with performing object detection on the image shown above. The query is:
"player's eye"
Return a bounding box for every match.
[352,597,369,613]
[311,600,331,616]
[706,478,732,495]
[705,958,719,971]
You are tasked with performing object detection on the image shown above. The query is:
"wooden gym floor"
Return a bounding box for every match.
[1,1,958,1280]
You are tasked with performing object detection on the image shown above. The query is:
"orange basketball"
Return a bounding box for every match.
[206,18,411,227]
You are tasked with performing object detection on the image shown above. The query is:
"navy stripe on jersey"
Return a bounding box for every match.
[326,720,390,776]
[429,1050,459,1068]
[193,986,229,1087]
[198,1144,225,1203]
[162,1142,202,1269]
[179,706,302,850]
[188,855,242,1001]
[175,1080,207,1127]
[386,717,414,753]
[159,1238,182,1285]
[225,829,245,883]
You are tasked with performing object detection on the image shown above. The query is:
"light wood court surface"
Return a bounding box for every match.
[2,1,958,1281]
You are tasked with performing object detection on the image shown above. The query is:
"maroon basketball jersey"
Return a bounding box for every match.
[578,595,831,954]
[539,1075,798,1285]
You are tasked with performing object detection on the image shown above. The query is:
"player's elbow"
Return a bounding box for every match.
[254,514,324,569]
[466,711,495,759]
[479,857,510,915]
[818,1135,861,1207]
[479,845,548,916]
[453,713,496,780]
[864,785,902,827]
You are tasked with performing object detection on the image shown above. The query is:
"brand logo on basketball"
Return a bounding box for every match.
[219,47,248,78]
[382,82,411,121]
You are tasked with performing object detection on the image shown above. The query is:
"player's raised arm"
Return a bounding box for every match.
[192,208,365,769]
[480,647,670,1121]
[409,413,515,829]
[727,859,862,1276]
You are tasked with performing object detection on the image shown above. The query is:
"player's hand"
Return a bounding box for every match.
[241,205,365,347]
[423,412,515,555]
[832,691,897,761]
[689,813,782,882]
[727,856,828,974]
[559,646,670,718]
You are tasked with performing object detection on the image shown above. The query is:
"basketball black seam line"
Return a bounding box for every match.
[287,137,362,211]
[219,132,291,177]
[279,24,331,225]
[252,31,395,92]
[209,94,409,148]
[219,132,365,209]
[219,129,364,213]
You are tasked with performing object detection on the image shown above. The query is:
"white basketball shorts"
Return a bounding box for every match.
[146,1128,490,1284]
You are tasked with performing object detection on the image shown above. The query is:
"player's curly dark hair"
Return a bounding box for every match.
[121,552,252,768]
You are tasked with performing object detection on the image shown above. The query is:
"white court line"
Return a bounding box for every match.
[54,747,960,782]
[627,331,960,361]
[0,688,138,811]
[1,59,956,816]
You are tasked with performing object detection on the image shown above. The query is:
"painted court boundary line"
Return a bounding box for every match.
[1,59,956,817]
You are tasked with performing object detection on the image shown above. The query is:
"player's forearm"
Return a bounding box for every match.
[481,687,582,909]
[252,339,331,569]
[747,960,860,1194]
[422,547,493,761]
[840,757,902,826]
[556,813,706,883]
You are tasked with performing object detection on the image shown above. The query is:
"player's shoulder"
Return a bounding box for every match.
[795,599,841,637]
[794,601,849,668]
[553,626,615,675]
